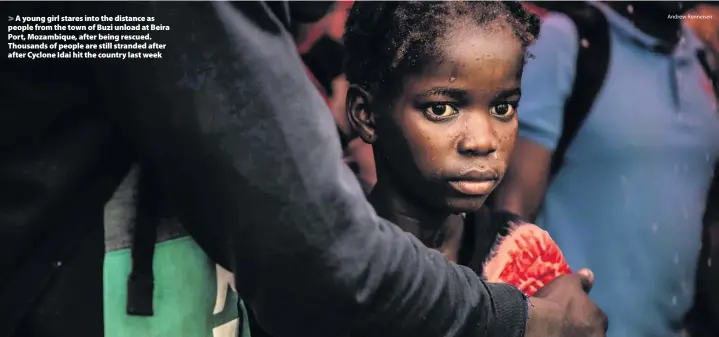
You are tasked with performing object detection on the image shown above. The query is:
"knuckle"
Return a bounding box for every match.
[600,313,609,331]
[594,307,609,331]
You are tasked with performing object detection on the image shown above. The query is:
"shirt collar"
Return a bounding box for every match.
[590,1,704,60]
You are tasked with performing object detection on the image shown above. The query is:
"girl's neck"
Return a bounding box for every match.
[368,176,464,259]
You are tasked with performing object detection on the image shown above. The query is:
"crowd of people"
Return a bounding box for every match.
[304,1,719,337]
[1,1,718,337]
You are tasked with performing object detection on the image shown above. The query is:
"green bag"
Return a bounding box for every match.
[104,166,249,337]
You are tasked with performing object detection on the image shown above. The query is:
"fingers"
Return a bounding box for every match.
[576,268,608,335]
[591,306,609,336]
[576,268,594,293]
[601,309,609,332]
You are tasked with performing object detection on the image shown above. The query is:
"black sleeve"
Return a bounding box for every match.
[93,2,528,337]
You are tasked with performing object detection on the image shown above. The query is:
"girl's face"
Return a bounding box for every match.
[349,22,524,213]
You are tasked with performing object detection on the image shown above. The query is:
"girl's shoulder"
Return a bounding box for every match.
[458,207,521,274]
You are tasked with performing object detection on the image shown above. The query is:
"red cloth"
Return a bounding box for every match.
[483,223,572,296]
[297,1,353,54]
[523,2,548,17]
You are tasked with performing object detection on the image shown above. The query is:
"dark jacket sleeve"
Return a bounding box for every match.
[94,2,528,337]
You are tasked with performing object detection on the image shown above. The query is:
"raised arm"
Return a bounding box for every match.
[494,13,580,221]
[95,2,527,337]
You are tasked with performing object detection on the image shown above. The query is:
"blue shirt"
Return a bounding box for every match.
[519,3,719,337]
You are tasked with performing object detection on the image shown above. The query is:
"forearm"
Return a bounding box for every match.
[494,139,553,222]
[97,2,528,337]
[495,169,542,222]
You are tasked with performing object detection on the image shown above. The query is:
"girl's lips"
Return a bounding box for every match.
[448,180,495,195]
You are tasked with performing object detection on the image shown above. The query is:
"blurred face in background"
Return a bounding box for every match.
[296,0,376,194]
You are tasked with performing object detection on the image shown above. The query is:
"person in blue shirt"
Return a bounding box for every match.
[496,2,719,337]
[2,2,608,337]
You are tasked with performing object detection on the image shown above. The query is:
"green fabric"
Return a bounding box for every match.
[104,236,250,337]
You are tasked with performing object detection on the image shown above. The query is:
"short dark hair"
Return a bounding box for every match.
[343,1,540,97]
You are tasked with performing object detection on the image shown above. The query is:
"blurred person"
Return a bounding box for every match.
[2,2,609,337]
[685,4,719,93]
[687,5,719,49]
[684,5,719,336]
[495,1,719,337]
[294,1,377,194]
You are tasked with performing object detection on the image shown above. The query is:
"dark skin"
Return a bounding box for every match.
[347,20,522,259]
[348,18,608,337]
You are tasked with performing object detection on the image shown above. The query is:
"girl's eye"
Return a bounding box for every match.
[424,103,458,117]
[490,102,517,119]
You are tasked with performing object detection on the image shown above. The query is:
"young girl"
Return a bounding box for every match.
[247,3,568,336]
[344,1,570,292]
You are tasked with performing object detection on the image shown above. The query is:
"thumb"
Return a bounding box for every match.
[575,268,594,293]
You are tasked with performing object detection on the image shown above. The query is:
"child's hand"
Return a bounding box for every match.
[483,222,572,296]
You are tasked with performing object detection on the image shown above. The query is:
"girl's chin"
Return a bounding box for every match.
[444,197,486,214]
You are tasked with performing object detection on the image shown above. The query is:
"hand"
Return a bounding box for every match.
[524,269,608,337]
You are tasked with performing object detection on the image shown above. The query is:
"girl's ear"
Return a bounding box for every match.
[346,84,378,144]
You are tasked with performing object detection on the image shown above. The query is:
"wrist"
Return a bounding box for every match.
[485,283,529,337]
[524,297,561,337]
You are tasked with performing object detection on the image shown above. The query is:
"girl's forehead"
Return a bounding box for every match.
[441,17,514,41]
[400,30,524,97]
[430,28,523,69]
[423,21,516,62]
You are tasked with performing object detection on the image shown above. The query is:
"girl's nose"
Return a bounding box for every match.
[456,115,498,157]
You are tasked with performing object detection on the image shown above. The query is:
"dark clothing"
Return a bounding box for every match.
[247,207,523,337]
[2,2,528,337]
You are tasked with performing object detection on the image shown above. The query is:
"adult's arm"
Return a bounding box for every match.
[494,13,579,221]
[95,2,527,337]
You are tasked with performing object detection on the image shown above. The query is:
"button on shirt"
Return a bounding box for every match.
[519,3,719,337]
